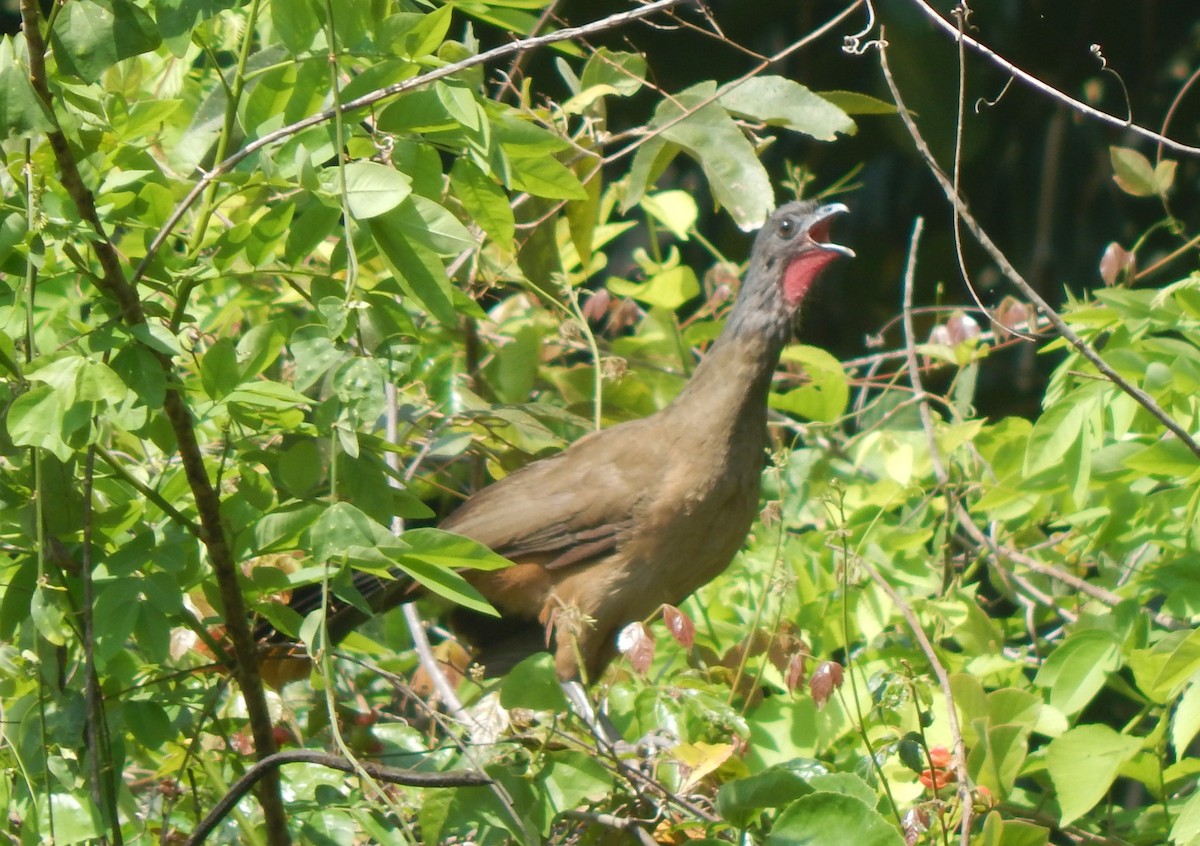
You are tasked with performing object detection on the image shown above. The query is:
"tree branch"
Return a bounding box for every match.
[877,40,1200,461]
[184,750,490,846]
[905,0,1200,157]
[19,3,289,841]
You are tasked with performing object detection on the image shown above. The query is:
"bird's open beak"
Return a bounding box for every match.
[806,203,854,258]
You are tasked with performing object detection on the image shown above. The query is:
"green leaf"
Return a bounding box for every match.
[719,76,854,141]
[157,0,239,54]
[269,0,319,54]
[42,793,104,845]
[507,155,588,201]
[32,585,72,646]
[539,750,612,817]
[815,90,897,115]
[1149,628,1200,699]
[1123,437,1200,478]
[1172,681,1200,759]
[1155,159,1178,195]
[768,793,905,846]
[1171,789,1200,846]
[333,357,386,423]
[971,722,1033,798]
[334,161,413,220]
[389,5,453,59]
[1109,146,1159,197]
[436,80,482,131]
[625,81,773,230]
[76,360,127,403]
[607,265,699,310]
[241,63,297,135]
[579,47,647,97]
[0,44,55,137]
[563,47,647,112]
[1033,629,1122,716]
[225,380,311,410]
[390,196,474,256]
[384,550,498,617]
[377,87,458,133]
[1023,397,1088,476]
[311,502,385,563]
[979,812,1050,846]
[450,158,514,251]
[770,345,850,423]
[53,0,161,79]
[1046,724,1141,825]
[398,528,513,572]
[718,765,814,828]
[492,109,571,156]
[250,502,324,554]
[200,338,240,400]
[368,214,457,324]
[290,325,344,391]
[7,386,71,461]
[500,653,568,711]
[641,190,698,240]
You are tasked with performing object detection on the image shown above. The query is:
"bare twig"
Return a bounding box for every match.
[561,809,659,846]
[961,519,1185,632]
[184,750,490,846]
[906,0,1200,157]
[877,41,1200,461]
[896,219,973,845]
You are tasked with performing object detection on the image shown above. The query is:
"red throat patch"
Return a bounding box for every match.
[782,250,839,308]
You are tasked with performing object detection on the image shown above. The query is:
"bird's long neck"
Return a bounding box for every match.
[667,271,792,454]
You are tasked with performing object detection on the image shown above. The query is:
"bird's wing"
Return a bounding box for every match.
[441,416,663,571]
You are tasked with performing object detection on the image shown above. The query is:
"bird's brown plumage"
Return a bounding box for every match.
[284,201,852,681]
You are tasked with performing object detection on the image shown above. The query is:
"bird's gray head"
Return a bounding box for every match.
[728,201,853,342]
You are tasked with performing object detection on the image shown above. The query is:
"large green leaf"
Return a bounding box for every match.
[53,0,161,79]
[368,213,457,324]
[1033,629,1123,716]
[331,161,413,220]
[719,76,854,140]
[768,793,904,846]
[1046,724,1142,826]
[0,41,54,137]
[771,345,850,423]
[625,81,773,229]
[451,158,515,251]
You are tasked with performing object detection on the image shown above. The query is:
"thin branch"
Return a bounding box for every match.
[877,41,1200,461]
[560,809,659,846]
[906,0,1200,157]
[960,517,1185,632]
[184,750,490,846]
[896,219,973,845]
[131,0,690,285]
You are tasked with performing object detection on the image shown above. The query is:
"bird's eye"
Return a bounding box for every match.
[778,217,796,239]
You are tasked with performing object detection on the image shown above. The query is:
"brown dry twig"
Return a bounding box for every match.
[906,0,1200,157]
[183,750,490,846]
[897,218,974,846]
[876,40,1200,462]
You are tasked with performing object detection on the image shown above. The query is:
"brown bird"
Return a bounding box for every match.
[279,200,851,682]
